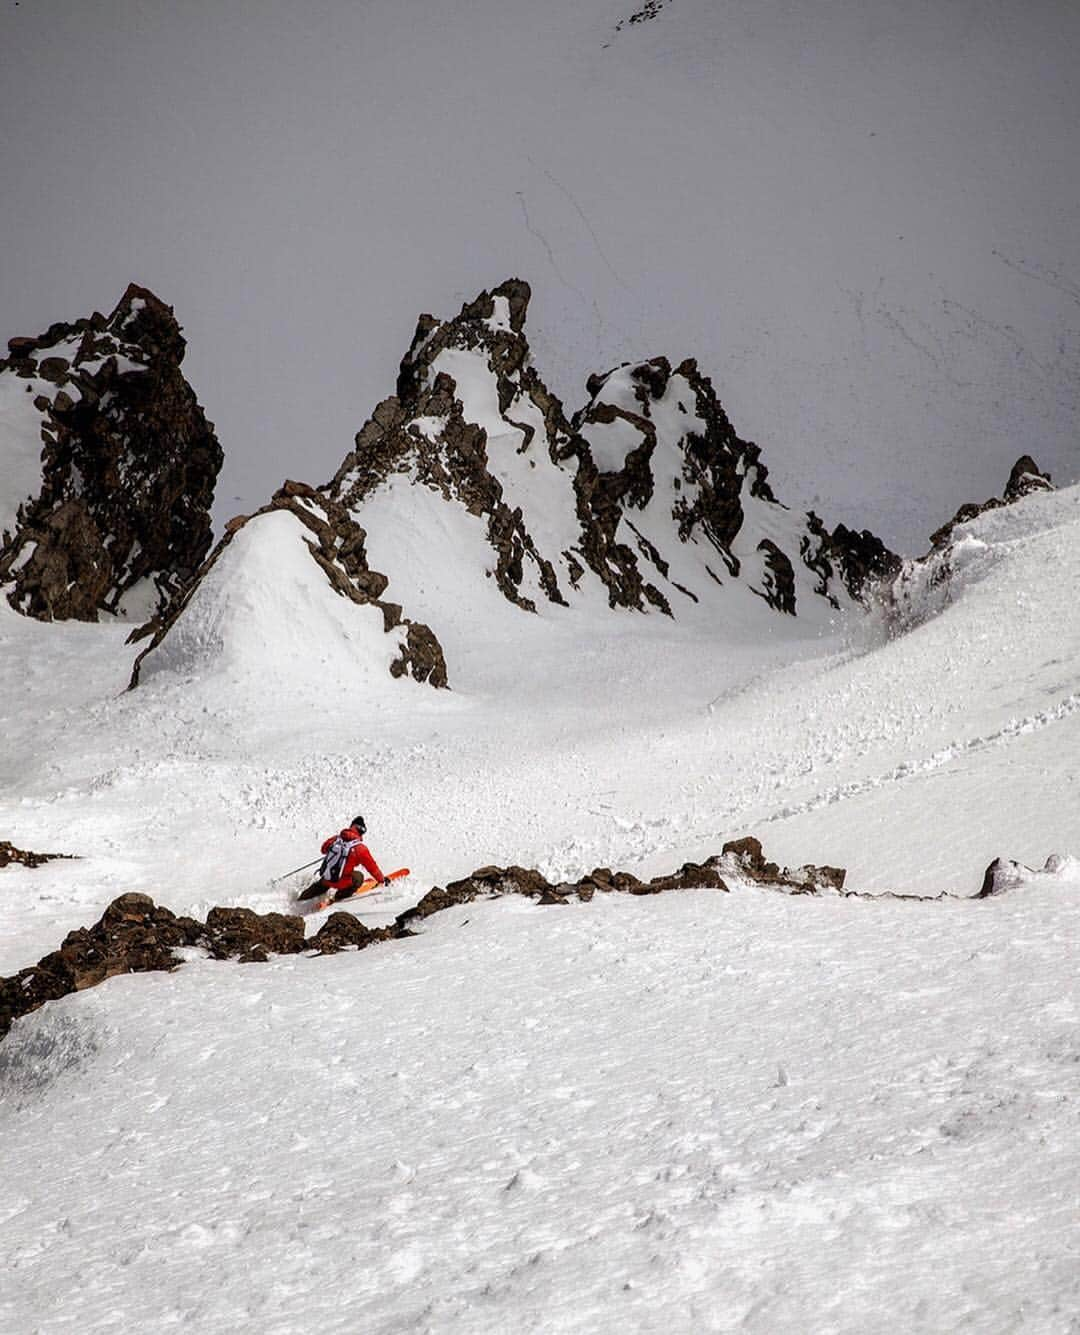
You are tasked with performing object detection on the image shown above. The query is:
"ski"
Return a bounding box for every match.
[309,866,410,912]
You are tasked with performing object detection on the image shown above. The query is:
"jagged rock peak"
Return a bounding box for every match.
[568,354,894,614]
[128,481,448,691]
[329,280,894,625]
[328,278,573,614]
[929,455,1053,550]
[396,278,533,405]
[0,284,222,622]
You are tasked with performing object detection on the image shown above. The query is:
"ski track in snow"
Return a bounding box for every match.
[761,689,1080,827]
[4,489,1080,956]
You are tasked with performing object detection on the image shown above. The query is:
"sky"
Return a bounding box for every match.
[1,0,1078,549]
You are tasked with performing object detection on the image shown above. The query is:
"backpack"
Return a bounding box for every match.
[320,835,361,885]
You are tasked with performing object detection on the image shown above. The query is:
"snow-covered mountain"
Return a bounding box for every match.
[5,1,1077,552]
[331,279,895,621]
[132,279,900,691]
[128,482,448,693]
[2,274,1078,1330]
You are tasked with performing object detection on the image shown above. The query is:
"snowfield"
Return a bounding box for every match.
[1,482,1079,1330]
[2,884,1078,1333]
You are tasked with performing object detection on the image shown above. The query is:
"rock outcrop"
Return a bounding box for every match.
[328,279,896,624]
[328,279,571,613]
[123,277,900,693]
[975,852,1075,898]
[1,841,834,1040]
[718,835,847,894]
[396,856,733,925]
[0,284,223,621]
[568,355,892,615]
[128,481,448,689]
[0,892,397,1039]
[886,456,1054,631]
[11,836,1053,1044]
[0,841,71,869]
[928,456,1053,550]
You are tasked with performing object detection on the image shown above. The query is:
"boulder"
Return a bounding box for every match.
[308,913,393,954]
[203,907,307,963]
[721,837,846,894]
[0,893,203,1037]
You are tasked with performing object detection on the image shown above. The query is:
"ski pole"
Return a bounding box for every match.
[269,857,322,885]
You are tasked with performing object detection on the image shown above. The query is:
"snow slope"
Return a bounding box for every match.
[1,473,1078,1326]
[2,881,1077,1333]
[135,508,411,697]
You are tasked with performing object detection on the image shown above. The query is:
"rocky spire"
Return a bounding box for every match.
[0,284,222,621]
[327,279,571,612]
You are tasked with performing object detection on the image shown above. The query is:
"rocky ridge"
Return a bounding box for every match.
[0,284,222,621]
[326,278,897,623]
[886,456,1054,631]
[138,276,900,690]
[927,455,1053,550]
[0,841,71,869]
[7,836,1045,1044]
[327,279,572,613]
[0,838,842,1040]
[128,480,448,689]
[5,277,1048,692]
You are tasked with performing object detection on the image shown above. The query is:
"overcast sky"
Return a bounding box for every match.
[2,0,1077,549]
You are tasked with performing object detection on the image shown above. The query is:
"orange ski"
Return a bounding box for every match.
[313,866,410,911]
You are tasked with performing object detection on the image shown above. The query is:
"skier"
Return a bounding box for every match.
[297,816,390,902]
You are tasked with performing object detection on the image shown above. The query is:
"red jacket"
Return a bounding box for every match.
[320,827,385,890]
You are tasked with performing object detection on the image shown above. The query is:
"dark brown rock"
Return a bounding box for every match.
[754,540,797,615]
[332,285,570,616]
[721,836,780,882]
[0,284,223,622]
[0,893,203,1038]
[929,456,1053,550]
[802,513,901,605]
[1004,455,1053,501]
[203,907,306,963]
[308,912,392,954]
[795,864,846,892]
[721,837,846,894]
[0,841,72,869]
[643,860,729,893]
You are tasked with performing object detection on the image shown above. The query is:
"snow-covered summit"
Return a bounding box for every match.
[137,277,905,698]
[0,284,222,622]
[328,278,898,634]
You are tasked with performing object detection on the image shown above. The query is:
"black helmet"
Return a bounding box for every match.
[351,815,366,836]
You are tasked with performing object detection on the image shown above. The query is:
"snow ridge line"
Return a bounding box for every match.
[761,690,1080,827]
